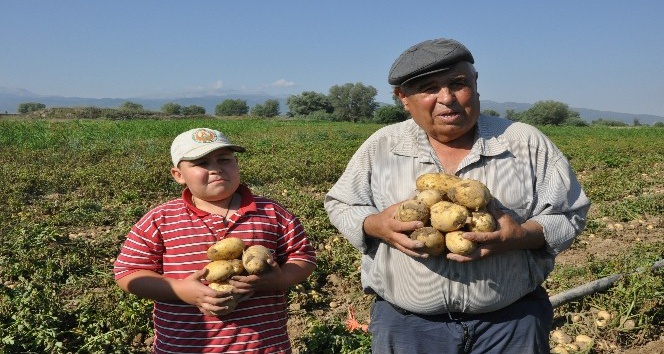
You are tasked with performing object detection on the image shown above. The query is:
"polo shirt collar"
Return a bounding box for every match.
[182,184,257,217]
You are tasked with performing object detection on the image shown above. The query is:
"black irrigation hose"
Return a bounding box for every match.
[549,259,664,309]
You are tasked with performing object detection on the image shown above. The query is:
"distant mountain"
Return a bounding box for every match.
[1,87,662,125]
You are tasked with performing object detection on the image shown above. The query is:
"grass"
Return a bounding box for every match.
[0,118,662,353]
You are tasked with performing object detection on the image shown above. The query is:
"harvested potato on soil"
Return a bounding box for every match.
[550,346,569,354]
[242,245,273,275]
[207,237,245,261]
[447,179,492,210]
[410,227,445,256]
[394,199,430,224]
[551,329,573,344]
[574,335,593,350]
[445,230,477,255]
[208,281,240,316]
[429,201,469,232]
[415,173,461,192]
[595,310,612,327]
[468,210,497,232]
[415,189,444,208]
[204,260,236,282]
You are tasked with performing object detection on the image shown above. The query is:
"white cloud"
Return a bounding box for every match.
[270,79,295,87]
[211,80,224,89]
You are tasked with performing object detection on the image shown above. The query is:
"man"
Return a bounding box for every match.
[324,38,590,353]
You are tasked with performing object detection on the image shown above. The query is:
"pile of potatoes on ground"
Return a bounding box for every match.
[550,310,621,353]
[203,238,273,315]
[395,172,496,256]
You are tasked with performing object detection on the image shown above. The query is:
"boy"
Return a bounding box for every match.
[114,127,317,353]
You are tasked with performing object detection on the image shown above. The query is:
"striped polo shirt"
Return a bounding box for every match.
[324,116,590,315]
[114,184,316,353]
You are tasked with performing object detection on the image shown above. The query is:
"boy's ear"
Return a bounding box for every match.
[170,167,186,185]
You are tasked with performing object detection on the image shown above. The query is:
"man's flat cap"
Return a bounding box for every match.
[388,38,474,86]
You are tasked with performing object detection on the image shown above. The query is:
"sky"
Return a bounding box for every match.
[2,1,664,117]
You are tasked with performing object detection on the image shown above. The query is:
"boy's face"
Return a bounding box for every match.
[171,148,240,203]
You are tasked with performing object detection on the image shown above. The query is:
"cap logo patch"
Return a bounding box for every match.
[192,129,217,143]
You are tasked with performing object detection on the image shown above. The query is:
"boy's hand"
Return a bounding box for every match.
[176,269,238,316]
[229,258,281,295]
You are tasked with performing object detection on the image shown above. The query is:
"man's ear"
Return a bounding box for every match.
[171,167,186,185]
[393,87,410,110]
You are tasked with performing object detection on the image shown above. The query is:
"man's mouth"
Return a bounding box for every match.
[436,111,461,120]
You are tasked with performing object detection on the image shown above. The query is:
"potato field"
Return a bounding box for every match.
[0,117,662,353]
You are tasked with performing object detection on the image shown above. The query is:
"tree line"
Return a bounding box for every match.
[15,86,663,127]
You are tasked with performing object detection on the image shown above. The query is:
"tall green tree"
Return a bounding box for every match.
[182,105,206,116]
[328,82,378,122]
[17,102,46,114]
[251,99,280,117]
[286,91,333,116]
[215,99,248,116]
[520,100,579,125]
[373,105,409,124]
[162,102,182,115]
[120,101,144,112]
[505,109,520,121]
[481,109,500,117]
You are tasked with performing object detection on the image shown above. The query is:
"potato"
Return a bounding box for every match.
[574,335,593,351]
[207,237,245,261]
[447,179,492,210]
[595,310,612,327]
[229,258,245,275]
[429,201,468,232]
[204,260,236,282]
[410,227,445,256]
[416,172,462,193]
[415,189,444,208]
[208,281,240,316]
[445,230,477,255]
[242,245,273,275]
[550,346,569,354]
[551,329,573,344]
[468,210,497,232]
[394,199,429,224]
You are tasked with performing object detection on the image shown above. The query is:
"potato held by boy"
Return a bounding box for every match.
[208,281,241,316]
[204,260,237,282]
[207,237,246,261]
[242,245,273,275]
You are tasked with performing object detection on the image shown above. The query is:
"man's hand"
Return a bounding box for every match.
[363,203,429,258]
[446,202,545,262]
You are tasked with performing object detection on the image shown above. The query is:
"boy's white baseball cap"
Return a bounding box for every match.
[170,128,245,166]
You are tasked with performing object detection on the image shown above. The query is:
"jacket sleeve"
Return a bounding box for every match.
[530,150,591,256]
[324,138,380,254]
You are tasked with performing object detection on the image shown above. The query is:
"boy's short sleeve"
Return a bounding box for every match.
[113,217,165,280]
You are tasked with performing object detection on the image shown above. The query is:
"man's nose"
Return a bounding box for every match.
[436,87,456,105]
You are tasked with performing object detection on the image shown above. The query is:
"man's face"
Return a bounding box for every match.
[396,61,480,144]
